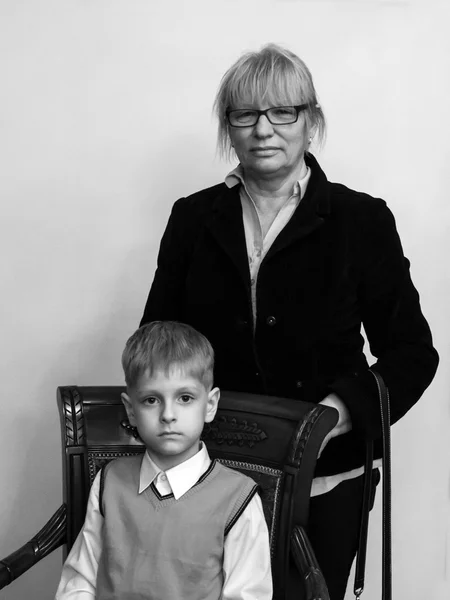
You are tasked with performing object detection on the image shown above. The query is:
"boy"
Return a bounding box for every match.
[55,321,272,599]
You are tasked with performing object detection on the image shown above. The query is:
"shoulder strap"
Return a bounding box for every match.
[354,369,392,600]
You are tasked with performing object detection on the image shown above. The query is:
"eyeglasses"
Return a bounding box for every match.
[226,104,310,128]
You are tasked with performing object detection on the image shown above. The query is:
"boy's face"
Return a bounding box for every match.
[121,365,219,471]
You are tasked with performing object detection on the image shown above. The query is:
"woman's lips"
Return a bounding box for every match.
[251,147,279,156]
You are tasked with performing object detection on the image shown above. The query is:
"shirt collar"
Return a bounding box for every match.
[138,442,211,499]
[224,163,311,201]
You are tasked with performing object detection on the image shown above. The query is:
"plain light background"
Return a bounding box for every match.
[1,1,449,598]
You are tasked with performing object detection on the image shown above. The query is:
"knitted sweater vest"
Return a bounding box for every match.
[96,455,258,600]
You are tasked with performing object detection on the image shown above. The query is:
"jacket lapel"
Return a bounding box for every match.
[205,184,251,287]
[204,154,331,279]
[263,154,331,260]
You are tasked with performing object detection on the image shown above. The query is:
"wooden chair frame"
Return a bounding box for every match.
[0,386,337,599]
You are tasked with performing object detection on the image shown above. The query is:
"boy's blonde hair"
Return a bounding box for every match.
[122,321,215,389]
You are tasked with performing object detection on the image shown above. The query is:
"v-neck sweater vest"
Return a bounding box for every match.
[96,455,258,600]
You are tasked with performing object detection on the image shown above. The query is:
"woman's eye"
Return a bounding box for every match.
[235,110,255,121]
[273,108,294,117]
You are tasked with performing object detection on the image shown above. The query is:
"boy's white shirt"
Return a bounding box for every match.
[54,443,272,600]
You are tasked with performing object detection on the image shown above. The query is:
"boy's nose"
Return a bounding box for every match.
[160,403,176,423]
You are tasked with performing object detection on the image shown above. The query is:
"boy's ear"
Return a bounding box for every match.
[121,392,136,426]
[204,387,220,423]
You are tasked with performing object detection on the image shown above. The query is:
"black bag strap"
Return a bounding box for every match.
[354,369,392,600]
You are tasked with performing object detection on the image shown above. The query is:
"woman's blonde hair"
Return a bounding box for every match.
[213,43,326,160]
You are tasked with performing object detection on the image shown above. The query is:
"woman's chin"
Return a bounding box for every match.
[248,157,284,176]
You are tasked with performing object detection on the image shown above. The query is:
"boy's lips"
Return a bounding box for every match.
[159,431,182,437]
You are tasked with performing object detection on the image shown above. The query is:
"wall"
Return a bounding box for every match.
[1,1,449,598]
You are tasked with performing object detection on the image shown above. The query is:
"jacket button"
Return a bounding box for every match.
[266,316,277,326]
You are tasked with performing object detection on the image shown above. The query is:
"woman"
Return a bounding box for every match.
[140,44,438,598]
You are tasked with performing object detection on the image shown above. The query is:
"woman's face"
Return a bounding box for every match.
[228,100,311,181]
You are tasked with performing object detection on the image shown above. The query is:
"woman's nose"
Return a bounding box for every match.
[254,114,274,137]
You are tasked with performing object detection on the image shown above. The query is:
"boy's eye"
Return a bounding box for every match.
[179,395,194,404]
[143,397,159,405]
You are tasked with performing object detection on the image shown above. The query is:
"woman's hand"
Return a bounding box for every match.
[318,393,352,458]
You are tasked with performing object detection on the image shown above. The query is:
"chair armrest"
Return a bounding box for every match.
[291,524,329,600]
[0,504,67,590]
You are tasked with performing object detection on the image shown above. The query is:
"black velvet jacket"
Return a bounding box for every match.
[140,154,438,476]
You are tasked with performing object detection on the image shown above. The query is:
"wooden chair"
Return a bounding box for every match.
[0,386,337,599]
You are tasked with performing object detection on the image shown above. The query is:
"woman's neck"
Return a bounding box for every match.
[244,160,307,215]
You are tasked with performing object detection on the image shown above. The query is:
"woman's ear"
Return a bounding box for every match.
[204,387,220,423]
[308,123,318,144]
[121,392,136,426]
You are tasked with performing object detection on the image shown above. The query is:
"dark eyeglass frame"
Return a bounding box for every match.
[226,104,311,128]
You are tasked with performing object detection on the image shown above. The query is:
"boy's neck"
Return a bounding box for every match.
[146,441,202,472]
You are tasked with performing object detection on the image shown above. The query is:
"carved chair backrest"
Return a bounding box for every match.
[58,386,336,595]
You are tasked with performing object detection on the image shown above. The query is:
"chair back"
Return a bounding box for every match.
[58,386,337,596]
